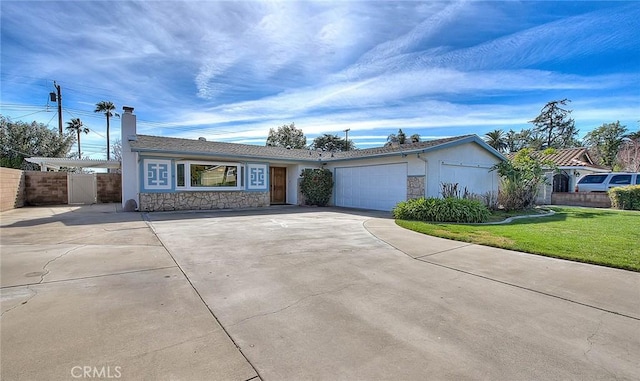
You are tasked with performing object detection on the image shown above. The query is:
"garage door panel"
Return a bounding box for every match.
[335,163,407,211]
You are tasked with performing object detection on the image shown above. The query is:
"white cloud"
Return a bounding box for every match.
[1,1,638,159]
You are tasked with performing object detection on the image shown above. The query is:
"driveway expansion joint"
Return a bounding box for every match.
[0,266,179,289]
[416,257,640,321]
[414,243,475,259]
[142,213,264,381]
[364,218,640,321]
[229,283,358,328]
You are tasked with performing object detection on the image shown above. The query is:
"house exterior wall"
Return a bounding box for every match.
[286,164,313,205]
[134,155,279,211]
[421,143,499,198]
[139,191,269,211]
[326,142,499,205]
[0,167,25,211]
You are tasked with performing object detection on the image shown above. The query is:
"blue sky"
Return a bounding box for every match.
[1,1,639,159]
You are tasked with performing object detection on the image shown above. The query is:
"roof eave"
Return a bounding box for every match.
[130,147,323,164]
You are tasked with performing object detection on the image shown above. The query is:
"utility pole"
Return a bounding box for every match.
[53,81,62,135]
[344,128,350,151]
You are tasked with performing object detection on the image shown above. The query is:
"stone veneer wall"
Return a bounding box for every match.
[407,176,425,200]
[0,167,25,211]
[24,171,68,205]
[97,173,122,203]
[139,191,270,212]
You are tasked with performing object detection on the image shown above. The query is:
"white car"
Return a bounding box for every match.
[575,172,640,192]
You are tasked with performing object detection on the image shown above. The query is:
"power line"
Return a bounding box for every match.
[45,111,58,127]
[11,109,48,120]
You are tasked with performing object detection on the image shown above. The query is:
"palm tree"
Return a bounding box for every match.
[484,129,507,152]
[94,101,119,160]
[66,118,90,158]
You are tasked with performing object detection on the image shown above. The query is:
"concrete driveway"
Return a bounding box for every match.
[1,205,638,380]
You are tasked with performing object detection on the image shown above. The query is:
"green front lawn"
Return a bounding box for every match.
[396,207,640,271]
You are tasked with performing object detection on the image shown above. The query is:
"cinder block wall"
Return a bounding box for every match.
[24,171,68,205]
[551,192,611,208]
[0,167,25,211]
[97,173,122,203]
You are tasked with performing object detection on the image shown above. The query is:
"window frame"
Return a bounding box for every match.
[610,174,632,185]
[175,160,244,191]
[578,175,607,184]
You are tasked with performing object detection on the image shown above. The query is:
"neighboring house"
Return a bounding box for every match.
[121,107,505,212]
[506,148,610,204]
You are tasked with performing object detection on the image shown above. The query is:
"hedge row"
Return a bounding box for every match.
[608,185,640,211]
[392,197,490,223]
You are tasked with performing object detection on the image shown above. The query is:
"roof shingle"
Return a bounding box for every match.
[129,134,486,162]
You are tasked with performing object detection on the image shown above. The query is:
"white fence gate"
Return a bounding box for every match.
[68,174,97,204]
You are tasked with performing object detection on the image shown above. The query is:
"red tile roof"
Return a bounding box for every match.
[506,147,608,169]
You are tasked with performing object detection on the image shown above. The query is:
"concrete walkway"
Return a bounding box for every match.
[364,218,640,320]
[1,205,639,380]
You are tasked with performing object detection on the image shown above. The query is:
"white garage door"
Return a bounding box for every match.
[335,163,407,211]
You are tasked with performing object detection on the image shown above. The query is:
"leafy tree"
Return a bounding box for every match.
[0,115,75,169]
[505,129,519,153]
[111,138,122,162]
[386,129,420,146]
[484,129,507,152]
[94,101,119,160]
[505,128,539,152]
[310,134,355,152]
[617,129,639,172]
[387,129,407,145]
[66,118,90,158]
[266,122,306,149]
[491,148,556,211]
[583,121,628,168]
[529,99,578,149]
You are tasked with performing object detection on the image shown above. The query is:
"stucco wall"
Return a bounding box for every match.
[0,167,25,211]
[24,171,68,205]
[139,191,270,212]
[422,143,499,198]
[97,173,122,203]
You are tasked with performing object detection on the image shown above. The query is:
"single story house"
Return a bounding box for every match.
[121,107,505,212]
[506,148,609,205]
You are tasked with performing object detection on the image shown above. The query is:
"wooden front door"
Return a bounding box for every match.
[270,167,286,204]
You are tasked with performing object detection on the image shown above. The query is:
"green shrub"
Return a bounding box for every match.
[491,148,556,211]
[608,185,640,210]
[299,168,333,206]
[393,197,490,223]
